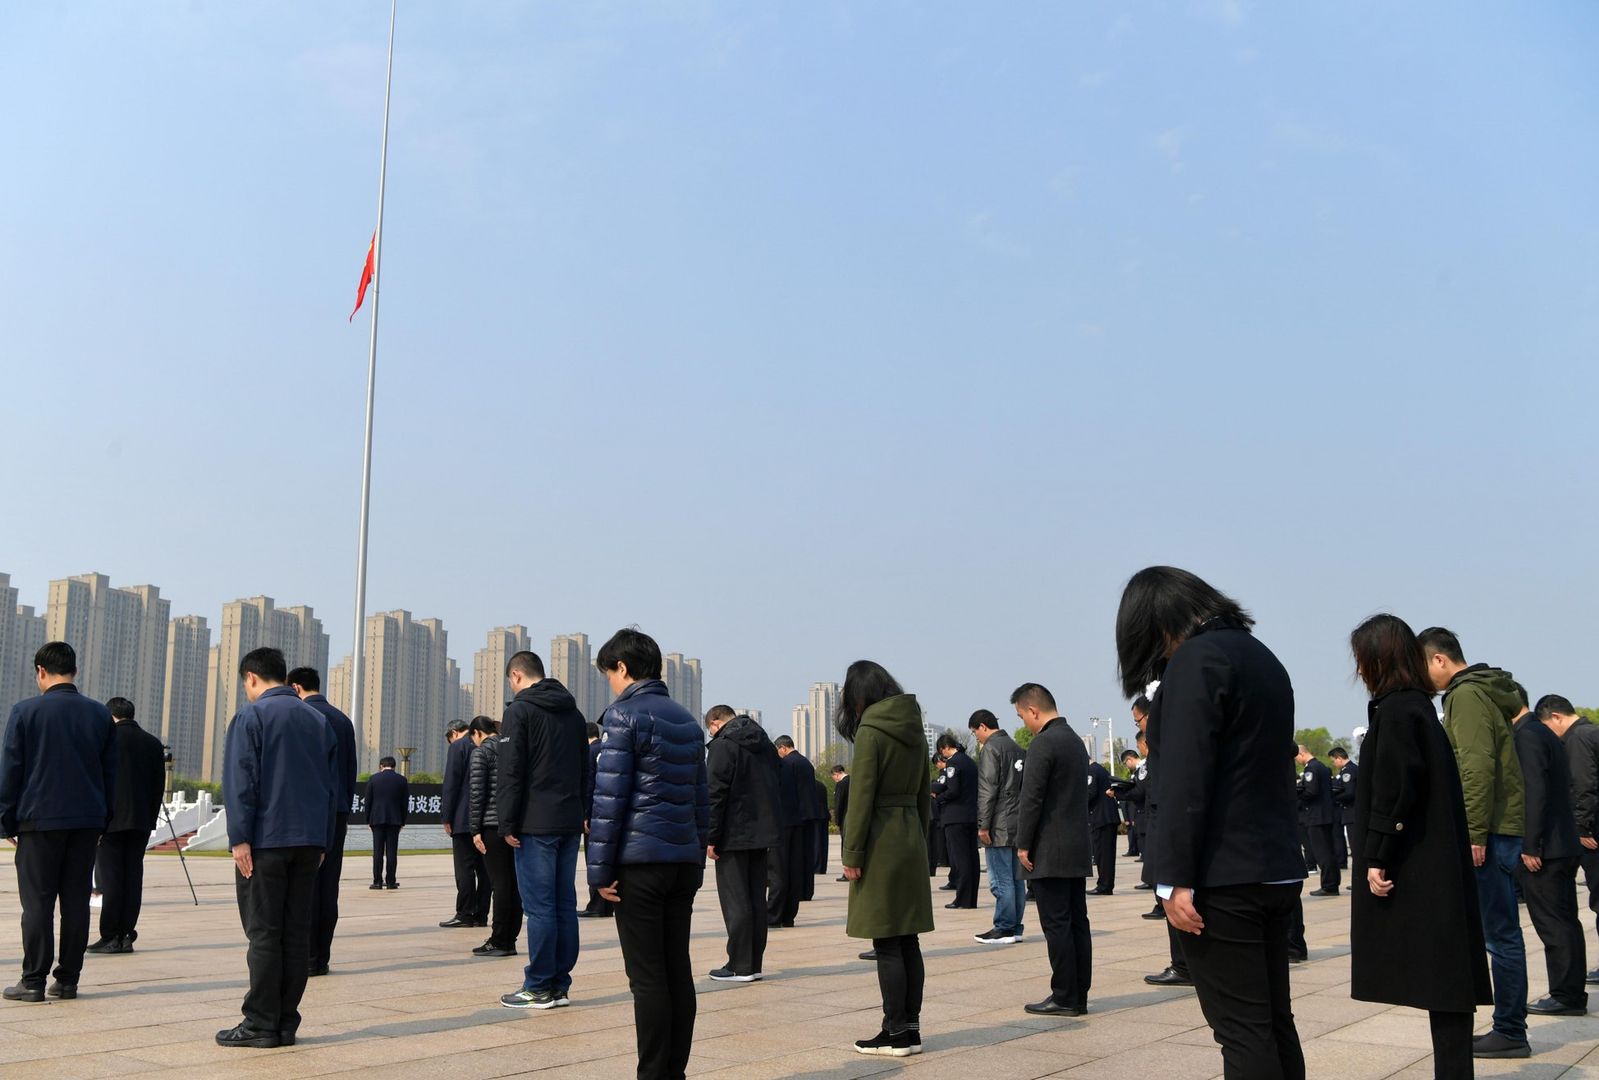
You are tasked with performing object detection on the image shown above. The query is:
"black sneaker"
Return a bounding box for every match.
[709,968,762,983]
[907,1029,922,1055]
[855,1029,913,1057]
[1472,1032,1531,1059]
[474,944,516,958]
[501,988,564,1010]
[86,937,118,954]
[215,1023,280,1048]
[974,928,1019,945]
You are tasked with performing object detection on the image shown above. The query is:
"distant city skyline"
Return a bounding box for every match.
[0,568,706,778]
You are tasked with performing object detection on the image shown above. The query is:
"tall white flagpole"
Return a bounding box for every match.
[349,0,397,760]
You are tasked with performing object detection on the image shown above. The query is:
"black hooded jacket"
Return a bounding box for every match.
[498,678,589,836]
[706,715,781,852]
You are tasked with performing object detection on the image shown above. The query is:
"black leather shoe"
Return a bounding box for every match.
[3,984,44,1002]
[279,1031,297,1046]
[1141,910,1166,920]
[1529,996,1586,1016]
[1308,888,1340,897]
[1289,951,1308,964]
[1134,882,1154,890]
[1091,889,1114,895]
[858,950,877,961]
[1024,997,1082,1016]
[944,901,976,909]
[1472,1031,1531,1059]
[45,981,76,1000]
[836,875,849,882]
[438,917,472,928]
[369,883,384,890]
[474,946,515,958]
[385,883,399,889]
[1144,967,1193,987]
[939,883,956,891]
[216,1023,281,1048]
[578,909,605,919]
[86,937,118,954]
[309,965,329,977]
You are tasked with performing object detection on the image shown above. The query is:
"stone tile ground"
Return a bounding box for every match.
[1,845,1593,1078]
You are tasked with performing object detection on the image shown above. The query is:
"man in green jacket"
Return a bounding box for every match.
[1420,627,1530,1059]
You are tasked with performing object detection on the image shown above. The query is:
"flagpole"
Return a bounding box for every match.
[349,0,396,764]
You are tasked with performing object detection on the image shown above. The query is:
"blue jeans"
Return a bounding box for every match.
[513,833,580,994]
[986,846,1027,935]
[1475,833,1528,1041]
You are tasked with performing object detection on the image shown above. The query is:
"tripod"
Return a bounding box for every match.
[161,801,199,906]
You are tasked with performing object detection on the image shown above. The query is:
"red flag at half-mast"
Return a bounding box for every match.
[348,232,375,322]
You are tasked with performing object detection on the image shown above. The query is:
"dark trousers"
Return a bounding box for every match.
[310,813,348,968]
[872,934,924,1033]
[16,828,97,988]
[800,823,819,902]
[928,819,946,873]
[766,825,807,925]
[813,821,828,875]
[615,862,703,1080]
[478,826,523,949]
[1429,1011,1473,1080]
[1091,825,1118,892]
[235,846,320,1035]
[1578,846,1599,942]
[944,822,979,907]
[1520,856,1587,1007]
[1288,898,1307,958]
[1307,825,1340,892]
[370,824,400,886]
[1181,882,1305,1080]
[451,832,491,920]
[1125,809,1140,855]
[96,829,148,942]
[1031,877,1091,1007]
[1168,921,1192,977]
[715,848,768,975]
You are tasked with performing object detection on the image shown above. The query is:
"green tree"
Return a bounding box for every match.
[1293,727,1334,764]
[409,771,442,785]
[1579,707,1599,724]
[1013,726,1034,750]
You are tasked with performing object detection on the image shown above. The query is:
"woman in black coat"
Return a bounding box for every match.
[1349,615,1491,1079]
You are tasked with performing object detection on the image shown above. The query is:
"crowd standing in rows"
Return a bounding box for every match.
[3,569,1597,1080]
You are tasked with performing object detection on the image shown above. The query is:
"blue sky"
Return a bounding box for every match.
[2,2,1595,740]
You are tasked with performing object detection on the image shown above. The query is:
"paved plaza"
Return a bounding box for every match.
[2,845,1599,1079]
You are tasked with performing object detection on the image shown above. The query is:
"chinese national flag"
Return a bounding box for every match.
[348,232,375,322]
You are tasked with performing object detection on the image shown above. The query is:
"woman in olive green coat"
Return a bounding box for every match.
[839,660,934,1058]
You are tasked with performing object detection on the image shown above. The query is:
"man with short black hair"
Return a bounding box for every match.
[1420,627,1530,1059]
[767,734,813,928]
[705,707,781,982]
[935,732,979,910]
[1329,747,1359,863]
[1086,755,1121,896]
[832,765,850,882]
[217,647,338,1048]
[0,642,116,1003]
[1295,746,1340,896]
[88,697,164,956]
[970,709,1026,941]
[1012,683,1092,1016]
[365,757,407,889]
[440,718,491,929]
[1536,696,1599,984]
[1514,705,1587,1016]
[497,649,588,1010]
[289,667,357,976]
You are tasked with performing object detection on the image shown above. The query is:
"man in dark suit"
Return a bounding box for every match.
[832,765,850,882]
[1515,709,1587,1015]
[811,777,830,879]
[1296,746,1340,895]
[936,733,980,910]
[88,697,164,955]
[1538,696,1599,983]
[767,735,811,928]
[290,667,357,976]
[0,642,116,1003]
[579,722,614,918]
[440,719,490,928]
[217,647,338,1048]
[365,758,407,889]
[1329,747,1359,863]
[1086,757,1122,895]
[1012,683,1092,1016]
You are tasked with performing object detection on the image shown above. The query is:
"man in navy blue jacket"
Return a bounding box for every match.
[290,667,357,976]
[440,719,491,928]
[0,642,116,1003]
[217,647,338,1049]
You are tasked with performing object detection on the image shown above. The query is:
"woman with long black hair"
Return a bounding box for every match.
[1115,566,1307,1080]
[837,660,933,1058]
[1349,614,1490,1079]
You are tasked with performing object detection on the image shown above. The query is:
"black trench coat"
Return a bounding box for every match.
[1350,688,1492,1013]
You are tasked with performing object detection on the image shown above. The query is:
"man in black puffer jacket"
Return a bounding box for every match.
[468,716,521,958]
[588,629,710,1080]
[704,706,781,982]
[496,652,588,1011]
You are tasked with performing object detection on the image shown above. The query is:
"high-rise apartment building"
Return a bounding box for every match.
[45,573,170,719]
[161,615,211,779]
[790,682,846,763]
[355,610,452,776]
[202,596,330,781]
[0,575,48,739]
[328,654,353,717]
[550,632,617,722]
[457,680,474,721]
[661,652,703,721]
[731,708,764,726]
[473,626,530,721]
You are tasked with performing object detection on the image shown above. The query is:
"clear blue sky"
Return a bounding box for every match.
[3,2,1596,741]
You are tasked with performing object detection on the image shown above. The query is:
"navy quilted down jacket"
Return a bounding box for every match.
[587,679,710,886]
